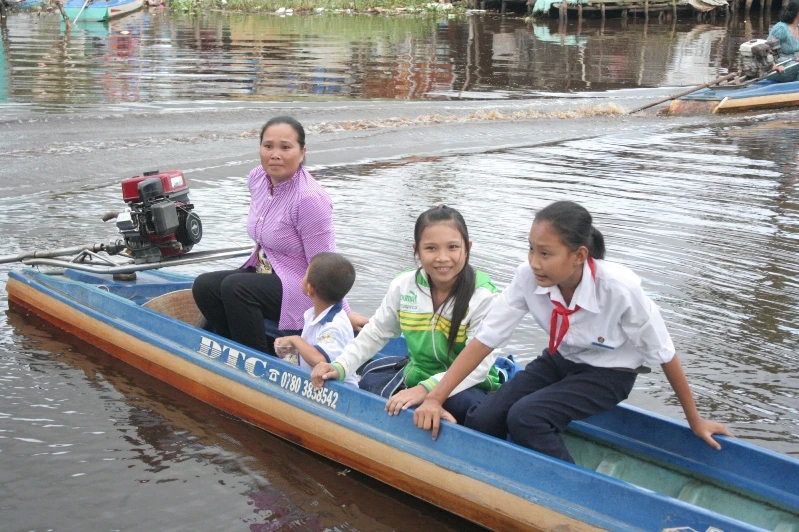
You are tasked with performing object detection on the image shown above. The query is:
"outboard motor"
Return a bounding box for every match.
[739,38,781,78]
[116,170,202,263]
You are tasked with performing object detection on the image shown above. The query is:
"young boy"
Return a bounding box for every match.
[274,252,359,388]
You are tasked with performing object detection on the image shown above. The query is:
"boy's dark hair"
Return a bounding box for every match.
[779,0,799,23]
[413,205,475,355]
[260,115,306,148]
[307,252,355,303]
[535,201,606,259]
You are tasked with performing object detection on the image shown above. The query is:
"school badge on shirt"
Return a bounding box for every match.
[317,331,336,344]
[591,336,614,350]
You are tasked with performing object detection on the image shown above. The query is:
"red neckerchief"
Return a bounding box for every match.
[548,258,596,355]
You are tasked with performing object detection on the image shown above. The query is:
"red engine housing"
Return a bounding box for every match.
[122,170,188,203]
[116,169,202,263]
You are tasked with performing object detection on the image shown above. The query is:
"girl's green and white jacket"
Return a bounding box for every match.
[332,269,502,396]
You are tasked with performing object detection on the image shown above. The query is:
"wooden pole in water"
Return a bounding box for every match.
[627,71,741,114]
[54,0,72,30]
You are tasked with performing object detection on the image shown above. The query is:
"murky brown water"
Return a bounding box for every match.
[1,7,799,532]
[0,7,786,107]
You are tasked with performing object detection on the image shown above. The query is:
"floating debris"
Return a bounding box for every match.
[301,104,625,135]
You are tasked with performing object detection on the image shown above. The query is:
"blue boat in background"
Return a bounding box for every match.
[6,266,799,531]
[670,79,799,114]
[64,0,143,21]
[5,0,143,19]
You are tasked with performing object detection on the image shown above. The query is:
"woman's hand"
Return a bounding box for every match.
[385,385,428,416]
[772,63,786,73]
[413,397,456,440]
[689,417,733,450]
[348,312,369,333]
[310,362,340,389]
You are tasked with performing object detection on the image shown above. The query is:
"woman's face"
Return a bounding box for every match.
[260,123,306,183]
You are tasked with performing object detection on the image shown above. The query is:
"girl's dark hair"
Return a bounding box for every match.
[534,201,606,259]
[779,0,799,23]
[259,116,306,147]
[414,205,475,355]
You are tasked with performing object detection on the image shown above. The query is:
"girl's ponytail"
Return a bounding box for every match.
[588,226,606,259]
[445,264,475,354]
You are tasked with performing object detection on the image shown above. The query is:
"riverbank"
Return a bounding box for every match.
[6,0,477,15]
[185,0,466,14]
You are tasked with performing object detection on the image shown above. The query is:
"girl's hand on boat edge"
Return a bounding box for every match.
[385,385,428,416]
[690,417,733,451]
[310,362,340,389]
[414,398,456,440]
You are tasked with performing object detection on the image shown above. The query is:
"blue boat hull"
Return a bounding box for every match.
[6,268,799,531]
[670,79,799,114]
[63,0,143,21]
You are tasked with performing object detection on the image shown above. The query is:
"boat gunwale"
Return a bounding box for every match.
[63,269,799,510]
[7,268,796,532]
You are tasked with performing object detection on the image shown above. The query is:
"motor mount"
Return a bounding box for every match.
[739,38,781,79]
[116,170,202,263]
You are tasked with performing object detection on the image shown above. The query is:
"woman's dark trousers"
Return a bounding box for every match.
[192,268,299,355]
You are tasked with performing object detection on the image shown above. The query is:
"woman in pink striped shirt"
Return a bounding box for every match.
[192,116,367,355]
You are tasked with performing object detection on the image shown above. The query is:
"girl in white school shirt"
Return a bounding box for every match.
[413,201,731,463]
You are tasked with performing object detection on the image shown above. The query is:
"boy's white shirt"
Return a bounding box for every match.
[333,269,498,397]
[477,260,675,369]
[300,302,359,388]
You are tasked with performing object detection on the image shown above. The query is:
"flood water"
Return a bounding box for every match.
[0,7,787,106]
[2,6,799,532]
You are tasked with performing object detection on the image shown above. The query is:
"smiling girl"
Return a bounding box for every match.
[311,205,502,424]
[413,201,731,462]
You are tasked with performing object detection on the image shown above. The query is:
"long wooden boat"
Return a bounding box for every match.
[6,266,799,531]
[669,79,799,115]
[64,0,143,22]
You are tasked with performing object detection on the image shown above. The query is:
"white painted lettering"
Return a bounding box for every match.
[244,356,267,377]
[199,336,223,359]
[224,346,246,369]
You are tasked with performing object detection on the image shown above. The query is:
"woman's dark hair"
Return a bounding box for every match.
[779,0,799,23]
[534,201,606,259]
[413,205,475,355]
[259,116,305,148]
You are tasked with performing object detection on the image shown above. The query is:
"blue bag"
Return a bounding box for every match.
[493,354,522,384]
[358,355,409,398]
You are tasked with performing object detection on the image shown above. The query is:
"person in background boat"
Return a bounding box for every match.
[768,0,799,82]
[273,252,359,389]
[310,205,502,424]
[413,201,732,463]
[192,116,369,355]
